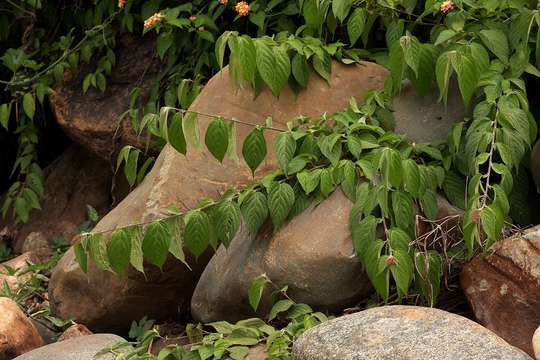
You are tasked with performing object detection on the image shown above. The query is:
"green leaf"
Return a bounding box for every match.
[481,205,504,245]
[351,215,378,262]
[292,53,309,88]
[74,241,88,273]
[214,200,241,247]
[248,274,269,311]
[142,220,171,269]
[400,35,421,77]
[0,103,11,130]
[436,51,454,104]
[107,229,132,273]
[274,132,296,174]
[216,31,233,69]
[347,8,367,45]
[312,52,332,82]
[205,117,229,162]
[242,127,267,175]
[443,171,466,209]
[268,299,294,321]
[297,169,321,195]
[241,191,268,235]
[402,159,421,197]
[268,183,295,228]
[184,210,211,257]
[388,228,410,252]
[454,54,478,107]
[341,160,357,201]
[237,35,257,87]
[183,112,201,149]
[128,227,145,273]
[332,0,353,22]
[95,73,106,92]
[392,191,414,230]
[88,233,111,271]
[389,249,414,298]
[379,148,402,189]
[318,134,342,166]
[168,112,187,155]
[479,29,509,63]
[319,168,335,198]
[124,148,139,187]
[420,189,438,220]
[23,93,35,119]
[255,40,290,97]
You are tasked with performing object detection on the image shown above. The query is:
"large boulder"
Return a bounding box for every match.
[0,298,44,359]
[12,334,124,360]
[48,61,390,332]
[461,225,540,356]
[50,36,160,159]
[0,145,121,253]
[191,191,462,323]
[292,305,531,360]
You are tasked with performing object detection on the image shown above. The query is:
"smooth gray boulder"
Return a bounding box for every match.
[292,305,532,360]
[13,334,124,360]
[191,192,462,323]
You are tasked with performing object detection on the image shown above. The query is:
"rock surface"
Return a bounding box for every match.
[461,225,540,356]
[192,191,462,323]
[50,36,160,159]
[0,298,44,359]
[292,305,531,360]
[0,253,35,292]
[393,80,465,144]
[49,61,389,332]
[12,334,124,360]
[0,145,121,253]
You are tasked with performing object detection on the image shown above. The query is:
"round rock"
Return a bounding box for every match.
[13,334,124,360]
[292,305,532,360]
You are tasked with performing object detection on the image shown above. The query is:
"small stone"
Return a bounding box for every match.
[58,324,93,342]
[21,233,53,263]
[292,305,531,360]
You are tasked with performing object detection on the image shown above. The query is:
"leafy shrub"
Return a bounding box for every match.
[1,0,538,307]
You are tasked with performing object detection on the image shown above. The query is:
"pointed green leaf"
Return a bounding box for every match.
[240,191,268,235]
[205,117,229,162]
[142,220,171,269]
[214,200,241,247]
[268,183,295,228]
[184,210,211,257]
[248,274,269,311]
[242,127,267,175]
[274,132,296,174]
[107,229,132,273]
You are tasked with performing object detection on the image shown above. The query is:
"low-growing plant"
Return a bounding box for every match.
[98,275,328,360]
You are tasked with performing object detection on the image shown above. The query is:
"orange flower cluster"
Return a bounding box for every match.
[118,0,125,9]
[440,0,455,13]
[235,1,250,17]
[218,0,228,4]
[143,13,164,28]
